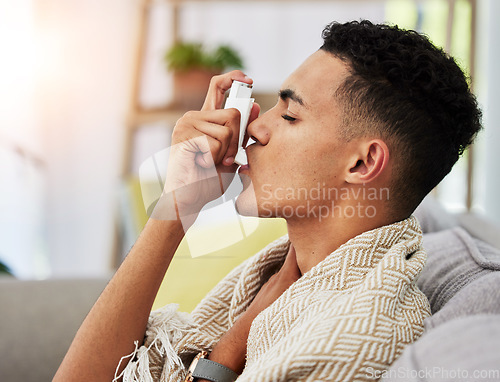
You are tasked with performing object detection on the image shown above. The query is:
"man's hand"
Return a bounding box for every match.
[204,245,302,376]
[155,71,260,226]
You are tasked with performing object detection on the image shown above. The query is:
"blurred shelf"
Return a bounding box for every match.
[127,91,278,128]
[127,107,184,127]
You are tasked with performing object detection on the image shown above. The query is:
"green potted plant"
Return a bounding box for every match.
[0,259,12,276]
[165,42,244,110]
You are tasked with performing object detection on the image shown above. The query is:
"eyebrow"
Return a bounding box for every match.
[279,88,307,108]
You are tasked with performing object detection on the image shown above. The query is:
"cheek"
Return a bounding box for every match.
[278,148,345,200]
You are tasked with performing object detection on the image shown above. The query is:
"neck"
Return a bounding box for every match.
[286,200,394,275]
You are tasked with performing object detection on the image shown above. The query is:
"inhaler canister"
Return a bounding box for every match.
[224,81,254,166]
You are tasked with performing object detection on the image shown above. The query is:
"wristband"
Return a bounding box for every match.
[184,351,239,382]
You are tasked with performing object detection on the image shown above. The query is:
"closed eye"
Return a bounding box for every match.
[281,114,297,122]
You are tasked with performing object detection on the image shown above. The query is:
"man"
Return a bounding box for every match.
[55,20,481,381]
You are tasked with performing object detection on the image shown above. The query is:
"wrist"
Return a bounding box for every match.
[150,191,201,231]
[184,351,239,382]
[206,349,242,377]
[143,215,186,247]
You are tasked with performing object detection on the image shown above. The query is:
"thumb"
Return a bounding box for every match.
[249,102,261,124]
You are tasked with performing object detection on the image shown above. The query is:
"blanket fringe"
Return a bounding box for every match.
[113,304,196,382]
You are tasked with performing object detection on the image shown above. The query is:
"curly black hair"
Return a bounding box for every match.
[321,20,482,215]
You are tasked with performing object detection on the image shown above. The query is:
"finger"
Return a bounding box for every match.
[220,108,242,165]
[173,109,241,166]
[201,70,253,111]
[249,102,261,124]
[188,134,219,169]
[192,120,234,164]
[170,132,219,173]
[189,109,241,164]
[182,108,241,128]
[171,120,224,169]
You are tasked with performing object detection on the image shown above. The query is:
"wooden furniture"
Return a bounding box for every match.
[122,0,286,178]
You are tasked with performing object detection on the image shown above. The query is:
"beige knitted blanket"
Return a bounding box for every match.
[118,216,430,382]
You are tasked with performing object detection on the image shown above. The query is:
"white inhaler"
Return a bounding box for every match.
[224,81,254,166]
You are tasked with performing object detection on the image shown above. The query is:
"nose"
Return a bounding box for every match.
[247,109,272,146]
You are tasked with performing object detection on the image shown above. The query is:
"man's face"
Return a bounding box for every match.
[236,50,359,219]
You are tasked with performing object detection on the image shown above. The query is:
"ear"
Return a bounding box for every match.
[345,139,389,184]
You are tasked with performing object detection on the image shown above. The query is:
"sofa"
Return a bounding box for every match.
[1,196,499,381]
[381,198,500,381]
[0,277,109,381]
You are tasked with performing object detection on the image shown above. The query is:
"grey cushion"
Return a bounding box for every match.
[419,227,500,316]
[426,272,500,329]
[0,278,108,382]
[384,229,500,381]
[414,196,459,233]
[383,314,500,381]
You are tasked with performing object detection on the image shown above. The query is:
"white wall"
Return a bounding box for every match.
[0,0,48,278]
[140,1,386,107]
[480,0,500,224]
[36,0,137,277]
[4,0,498,278]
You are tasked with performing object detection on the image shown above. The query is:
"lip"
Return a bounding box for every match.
[238,164,250,173]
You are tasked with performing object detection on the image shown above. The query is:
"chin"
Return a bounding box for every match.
[235,184,259,217]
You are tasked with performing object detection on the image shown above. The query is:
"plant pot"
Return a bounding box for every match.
[172,69,220,110]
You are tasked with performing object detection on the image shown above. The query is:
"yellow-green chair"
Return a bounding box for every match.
[124,177,288,312]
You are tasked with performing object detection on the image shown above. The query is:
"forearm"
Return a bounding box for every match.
[206,307,257,374]
[54,218,185,382]
[200,246,301,380]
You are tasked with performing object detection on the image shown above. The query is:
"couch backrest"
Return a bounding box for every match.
[418,227,500,329]
[0,277,108,382]
[383,227,500,380]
